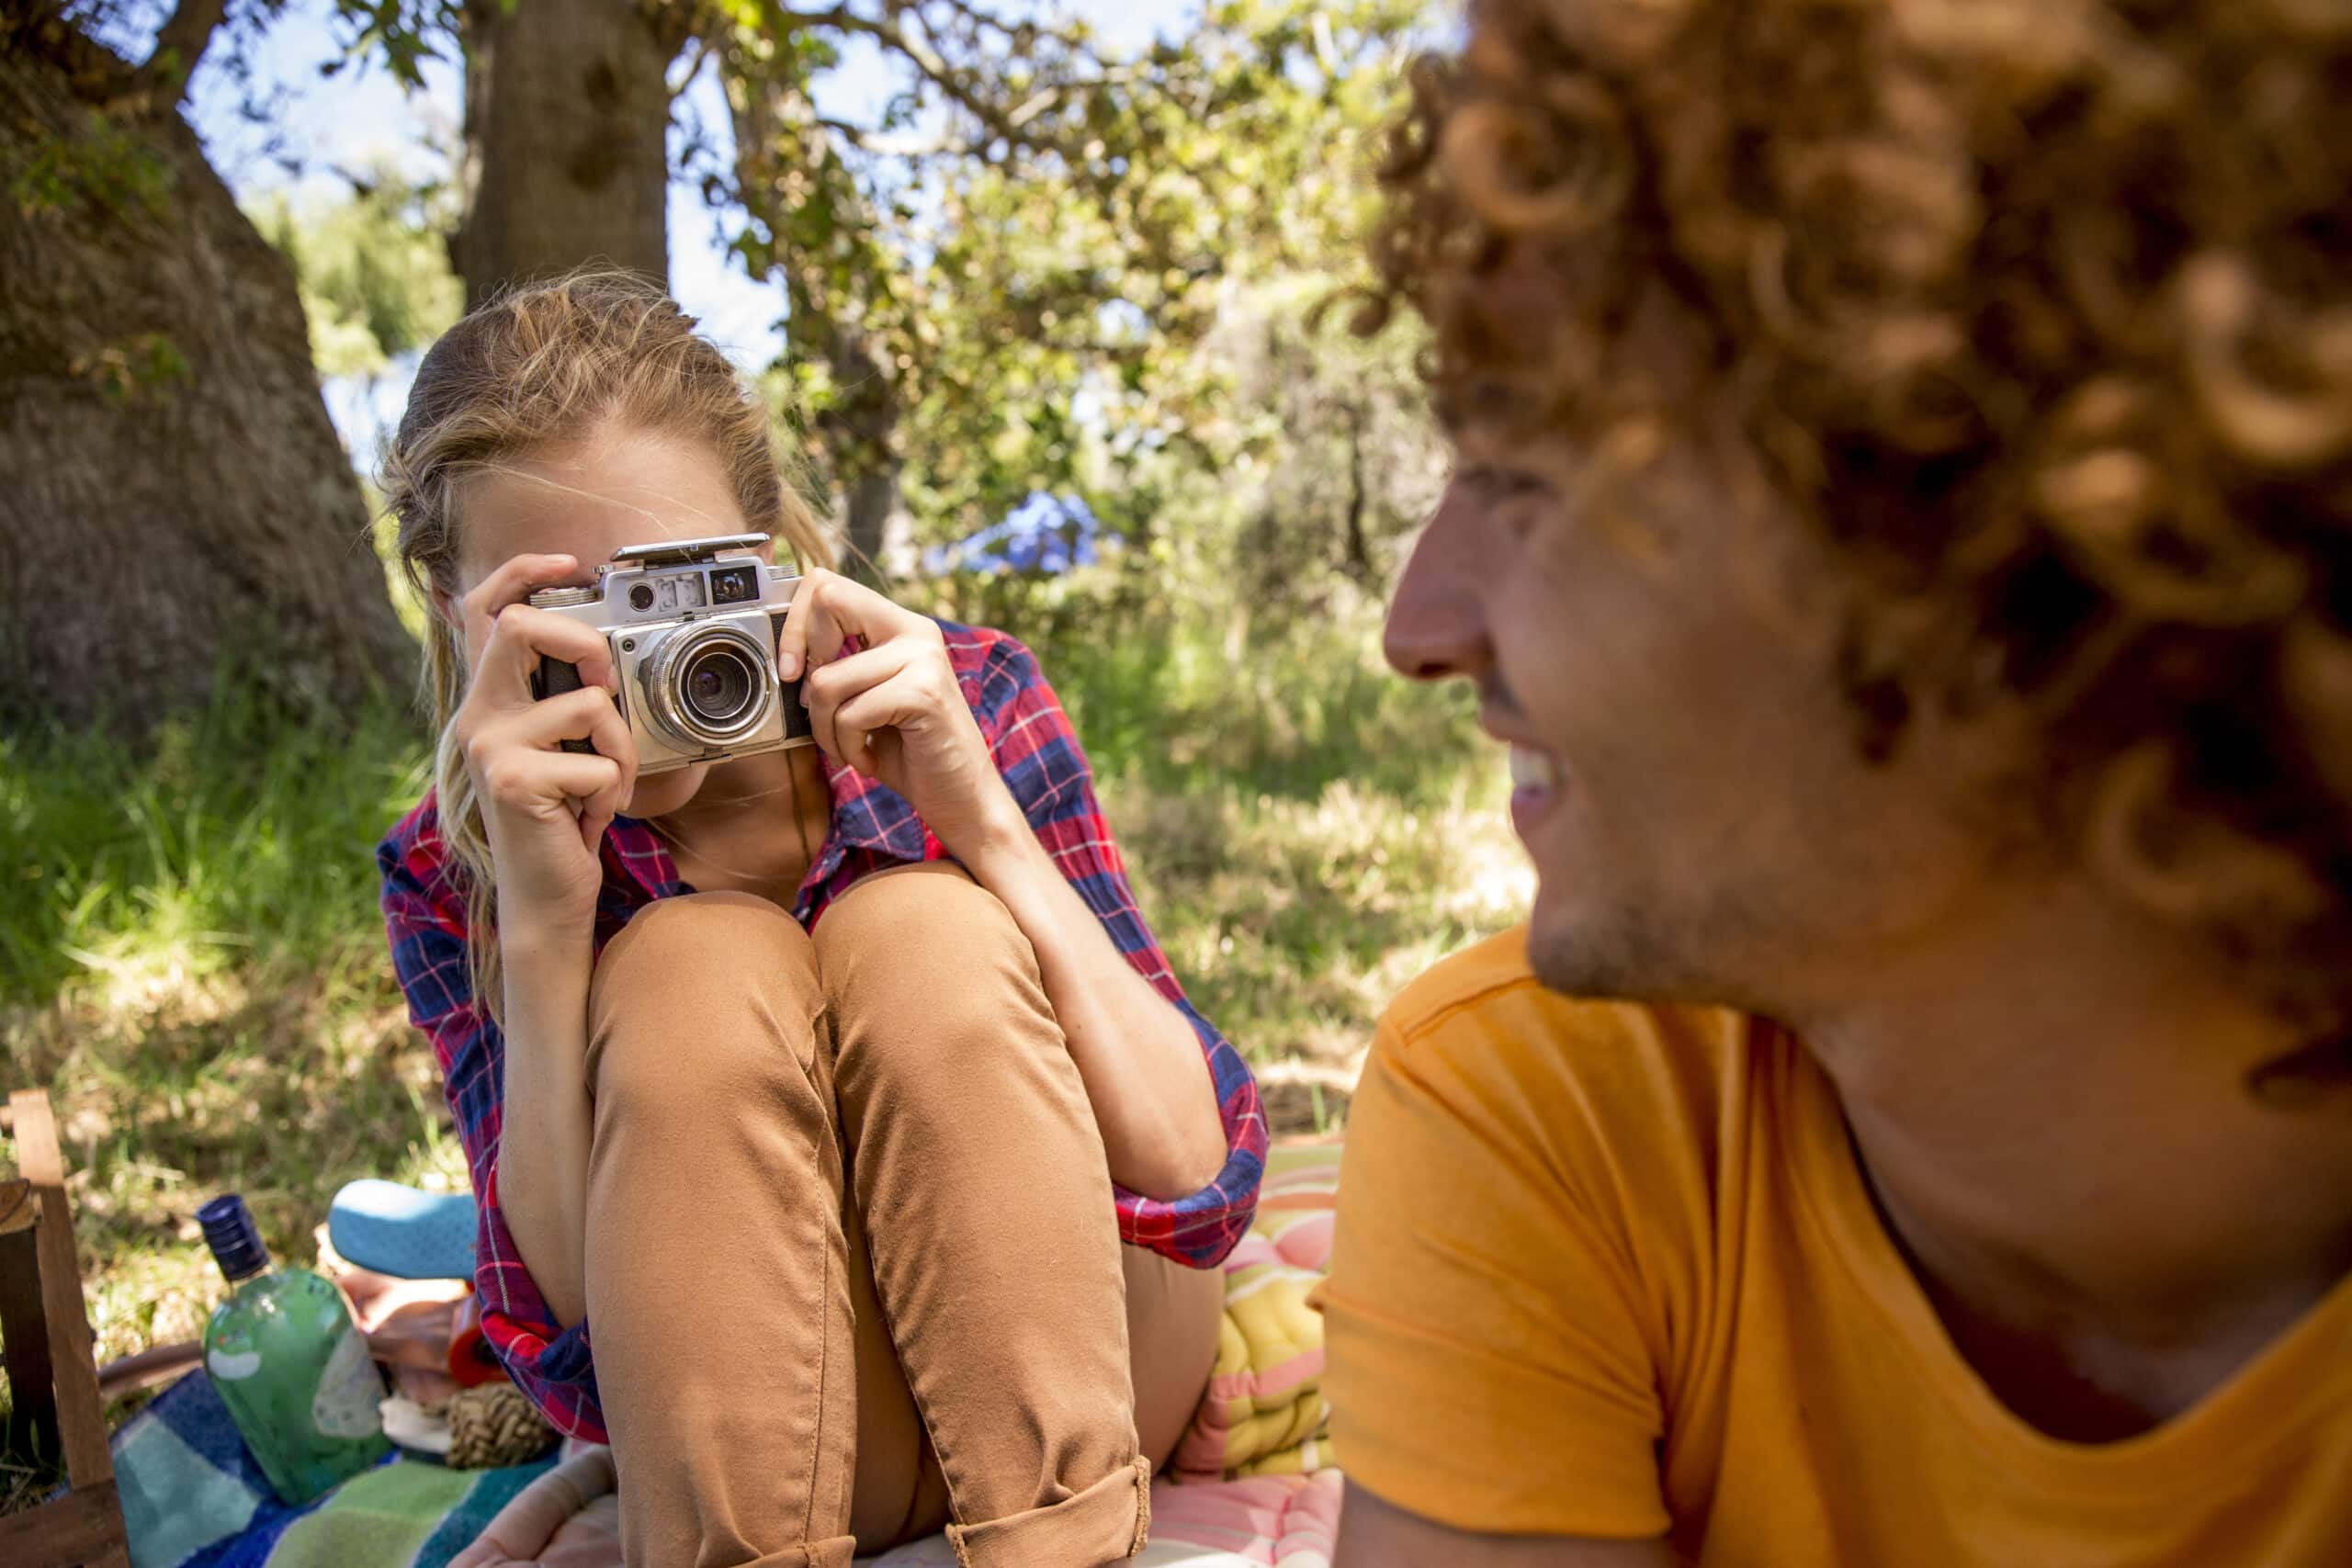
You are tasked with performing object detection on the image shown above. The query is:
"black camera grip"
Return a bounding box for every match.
[528,658,601,756]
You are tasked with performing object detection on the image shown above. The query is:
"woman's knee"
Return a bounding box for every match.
[818,863,1046,1014]
[587,891,825,1110]
[815,863,1064,1091]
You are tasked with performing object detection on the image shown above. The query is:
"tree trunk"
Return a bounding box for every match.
[0,10,416,738]
[452,0,676,306]
[820,323,903,586]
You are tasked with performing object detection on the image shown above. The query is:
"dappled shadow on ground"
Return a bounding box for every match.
[3,969,459,1372]
[1258,1077,1353,1139]
[1108,767,1531,1111]
[0,762,1529,1477]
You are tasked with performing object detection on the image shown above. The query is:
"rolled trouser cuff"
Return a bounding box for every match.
[735,1535,856,1568]
[943,1456,1150,1568]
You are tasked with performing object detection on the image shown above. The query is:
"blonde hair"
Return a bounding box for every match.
[381,269,837,1012]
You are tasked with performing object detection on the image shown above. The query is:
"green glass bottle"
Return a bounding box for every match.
[198,1194,390,1504]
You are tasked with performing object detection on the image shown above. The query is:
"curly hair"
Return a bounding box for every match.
[1362,0,2352,1089]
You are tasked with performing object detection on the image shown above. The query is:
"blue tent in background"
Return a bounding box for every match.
[925,492,1114,575]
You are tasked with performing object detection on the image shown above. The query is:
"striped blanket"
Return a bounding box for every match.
[109,1372,558,1568]
[1174,1140,1341,1482]
[115,1140,1348,1568]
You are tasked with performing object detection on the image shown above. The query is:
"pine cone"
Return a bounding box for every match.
[445,1381,559,1469]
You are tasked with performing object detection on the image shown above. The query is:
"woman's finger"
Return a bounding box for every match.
[830,671,934,776]
[775,569,928,682]
[800,640,920,758]
[460,554,580,649]
[539,688,637,835]
[474,748,621,817]
[465,682,638,836]
[774,569,837,685]
[476,604,620,710]
[504,685,636,773]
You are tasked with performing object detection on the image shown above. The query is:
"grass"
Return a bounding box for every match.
[0,596,1528,1508]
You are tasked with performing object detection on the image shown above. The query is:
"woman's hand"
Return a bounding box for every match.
[775,569,1018,861]
[447,553,639,932]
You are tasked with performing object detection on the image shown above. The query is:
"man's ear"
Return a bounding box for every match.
[429,584,460,632]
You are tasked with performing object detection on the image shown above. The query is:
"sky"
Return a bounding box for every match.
[178,0,1190,452]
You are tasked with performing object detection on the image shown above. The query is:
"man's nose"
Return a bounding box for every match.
[1384,486,1491,683]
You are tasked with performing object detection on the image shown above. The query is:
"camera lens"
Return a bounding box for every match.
[684,648,755,724]
[639,623,775,750]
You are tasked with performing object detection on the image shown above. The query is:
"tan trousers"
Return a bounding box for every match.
[578,865,1225,1568]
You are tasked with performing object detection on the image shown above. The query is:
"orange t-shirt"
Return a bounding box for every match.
[1318,929,2352,1565]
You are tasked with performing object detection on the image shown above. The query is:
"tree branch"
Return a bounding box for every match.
[763,0,1086,159]
[142,0,230,103]
[813,114,988,161]
[903,0,1091,54]
[668,34,716,107]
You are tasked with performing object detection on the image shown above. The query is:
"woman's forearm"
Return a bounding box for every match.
[492,916,597,1328]
[965,807,1230,1201]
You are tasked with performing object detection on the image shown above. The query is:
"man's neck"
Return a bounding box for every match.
[1782,878,2352,1437]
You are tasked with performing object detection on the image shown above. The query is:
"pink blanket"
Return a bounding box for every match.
[450,1445,1343,1568]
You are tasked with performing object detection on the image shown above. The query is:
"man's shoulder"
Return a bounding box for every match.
[1368,927,1767,1184]
[1329,931,1771,1540]
[1381,926,1553,1040]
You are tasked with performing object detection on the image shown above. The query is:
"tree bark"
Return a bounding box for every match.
[0,10,417,738]
[452,0,677,307]
[831,329,902,585]
[800,295,903,586]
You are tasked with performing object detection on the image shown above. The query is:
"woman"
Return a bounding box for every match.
[376,271,1265,1568]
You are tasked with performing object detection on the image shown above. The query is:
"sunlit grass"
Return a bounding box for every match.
[0,603,1527,1495]
[1113,770,1527,1087]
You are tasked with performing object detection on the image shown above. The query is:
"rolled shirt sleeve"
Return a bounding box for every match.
[965,632,1268,1268]
[378,817,609,1442]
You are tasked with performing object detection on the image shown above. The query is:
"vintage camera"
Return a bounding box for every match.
[527,533,812,774]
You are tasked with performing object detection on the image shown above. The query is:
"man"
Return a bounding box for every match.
[1319,2,2352,1562]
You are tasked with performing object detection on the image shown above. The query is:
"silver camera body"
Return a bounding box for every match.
[527,533,812,775]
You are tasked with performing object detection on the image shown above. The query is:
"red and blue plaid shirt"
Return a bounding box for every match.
[378,621,1267,1442]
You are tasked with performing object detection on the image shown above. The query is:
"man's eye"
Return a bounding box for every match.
[1462,465,1551,502]
[1463,469,1556,538]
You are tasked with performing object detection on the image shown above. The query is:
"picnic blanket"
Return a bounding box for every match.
[115,1139,1347,1568]
[1173,1139,1341,1482]
[109,1371,559,1568]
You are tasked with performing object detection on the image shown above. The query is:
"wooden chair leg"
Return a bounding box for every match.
[0,1089,129,1568]
[1,1210,61,1465]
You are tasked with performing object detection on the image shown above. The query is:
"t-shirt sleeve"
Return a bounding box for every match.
[1318,954,1675,1540]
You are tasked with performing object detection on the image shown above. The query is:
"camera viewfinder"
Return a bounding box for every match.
[711,565,759,604]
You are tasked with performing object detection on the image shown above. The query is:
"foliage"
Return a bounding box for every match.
[65,330,192,400]
[1,108,175,221]
[921,562,1468,803]
[246,169,463,382]
[735,1,1440,574]
[0,693,430,1011]
[0,610,1520,1470]
[196,0,1441,571]
[0,692,458,1469]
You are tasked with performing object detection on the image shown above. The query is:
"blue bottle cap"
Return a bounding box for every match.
[198,1193,270,1283]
